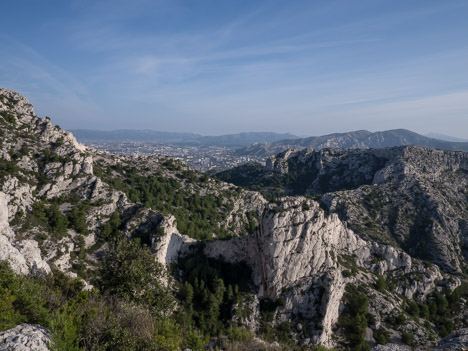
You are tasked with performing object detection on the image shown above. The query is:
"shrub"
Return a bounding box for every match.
[374,273,387,292]
[339,285,370,351]
[401,332,414,346]
[374,328,391,345]
[405,300,420,318]
[100,239,175,316]
[68,207,88,234]
[227,326,253,342]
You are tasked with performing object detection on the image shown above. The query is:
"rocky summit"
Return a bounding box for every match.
[0,88,467,350]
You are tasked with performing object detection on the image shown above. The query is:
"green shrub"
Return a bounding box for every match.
[405,300,420,318]
[374,273,387,292]
[227,326,253,342]
[374,328,390,345]
[0,288,22,330]
[401,332,414,346]
[100,239,175,316]
[0,111,16,125]
[339,285,370,351]
[0,159,20,180]
[68,207,88,234]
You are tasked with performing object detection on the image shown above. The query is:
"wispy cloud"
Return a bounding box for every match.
[1,0,467,136]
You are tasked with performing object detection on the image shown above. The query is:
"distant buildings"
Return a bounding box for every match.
[85,142,265,171]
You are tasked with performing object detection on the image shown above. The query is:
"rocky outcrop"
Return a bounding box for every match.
[1,88,268,283]
[0,88,85,153]
[435,328,468,351]
[0,192,50,275]
[203,195,457,348]
[151,215,195,265]
[218,145,468,274]
[0,324,51,351]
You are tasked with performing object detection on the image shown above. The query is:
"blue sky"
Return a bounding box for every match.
[1,0,467,137]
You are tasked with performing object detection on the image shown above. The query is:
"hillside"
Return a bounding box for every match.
[217,147,468,274]
[236,129,468,157]
[1,88,467,350]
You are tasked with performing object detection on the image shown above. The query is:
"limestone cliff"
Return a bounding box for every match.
[204,197,457,348]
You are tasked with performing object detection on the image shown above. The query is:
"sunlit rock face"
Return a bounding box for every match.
[203,195,456,348]
[0,192,50,275]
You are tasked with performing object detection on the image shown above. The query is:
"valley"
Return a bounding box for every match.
[0,88,467,351]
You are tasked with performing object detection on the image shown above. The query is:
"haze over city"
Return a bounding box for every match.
[1,0,467,137]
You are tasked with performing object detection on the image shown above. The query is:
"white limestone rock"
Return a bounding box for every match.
[0,324,51,351]
[151,215,195,265]
[0,234,29,274]
[0,192,50,275]
[204,196,449,348]
[16,240,51,274]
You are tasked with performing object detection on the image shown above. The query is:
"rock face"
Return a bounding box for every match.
[204,197,453,348]
[435,328,468,351]
[0,324,51,351]
[151,215,195,264]
[0,192,50,275]
[218,146,468,273]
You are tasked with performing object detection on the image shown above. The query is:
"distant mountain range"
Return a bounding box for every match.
[70,129,299,147]
[235,129,468,156]
[71,128,468,154]
[425,132,468,142]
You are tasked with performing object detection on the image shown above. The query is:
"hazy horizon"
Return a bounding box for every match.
[1,1,468,138]
[68,127,468,142]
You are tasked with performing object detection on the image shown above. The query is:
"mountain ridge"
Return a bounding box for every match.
[70,128,299,147]
[236,128,468,157]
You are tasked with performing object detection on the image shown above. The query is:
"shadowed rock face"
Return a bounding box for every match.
[0,324,51,351]
[434,328,468,350]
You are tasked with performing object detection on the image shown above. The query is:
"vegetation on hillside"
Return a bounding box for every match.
[0,258,314,351]
[94,162,245,240]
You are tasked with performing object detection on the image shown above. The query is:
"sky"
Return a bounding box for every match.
[1,0,467,138]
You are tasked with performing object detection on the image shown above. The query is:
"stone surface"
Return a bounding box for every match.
[0,324,51,351]
[151,215,195,264]
[0,192,50,275]
[204,196,451,348]
[435,328,468,351]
